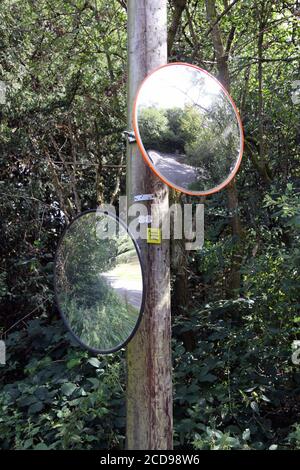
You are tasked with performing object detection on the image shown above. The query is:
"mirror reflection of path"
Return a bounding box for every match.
[148,150,202,188]
[101,259,142,311]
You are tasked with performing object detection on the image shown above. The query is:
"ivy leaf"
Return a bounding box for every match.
[61,382,77,396]
[242,429,251,441]
[28,402,44,414]
[34,443,49,450]
[87,357,101,368]
[23,438,33,449]
[269,444,278,450]
[67,358,82,369]
[199,373,217,383]
[250,401,259,414]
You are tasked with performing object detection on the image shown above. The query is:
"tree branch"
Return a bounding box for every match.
[168,0,187,56]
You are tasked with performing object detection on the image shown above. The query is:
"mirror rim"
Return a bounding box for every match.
[54,209,146,355]
[133,62,244,196]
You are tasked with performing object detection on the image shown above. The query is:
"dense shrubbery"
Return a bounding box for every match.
[0,186,299,450]
[0,318,126,450]
[0,0,299,451]
[1,294,299,449]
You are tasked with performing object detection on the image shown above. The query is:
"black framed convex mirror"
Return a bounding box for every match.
[54,210,145,354]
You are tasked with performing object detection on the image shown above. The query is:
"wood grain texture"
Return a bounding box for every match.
[126,0,173,451]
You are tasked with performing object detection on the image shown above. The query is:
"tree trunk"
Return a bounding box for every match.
[205,0,243,297]
[256,0,273,183]
[126,0,172,450]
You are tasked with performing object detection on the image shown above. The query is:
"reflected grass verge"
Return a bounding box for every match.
[58,275,139,352]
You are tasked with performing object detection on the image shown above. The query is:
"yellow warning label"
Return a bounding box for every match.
[147,228,161,244]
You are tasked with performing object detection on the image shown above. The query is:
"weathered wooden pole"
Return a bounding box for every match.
[126,0,173,450]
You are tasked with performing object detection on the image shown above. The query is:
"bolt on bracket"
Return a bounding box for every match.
[123,130,136,144]
[134,194,155,202]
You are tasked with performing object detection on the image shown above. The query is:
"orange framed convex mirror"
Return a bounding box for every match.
[133,62,244,196]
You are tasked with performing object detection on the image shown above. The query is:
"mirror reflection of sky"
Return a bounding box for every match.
[138,65,224,111]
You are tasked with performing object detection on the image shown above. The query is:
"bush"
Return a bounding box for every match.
[0,318,126,450]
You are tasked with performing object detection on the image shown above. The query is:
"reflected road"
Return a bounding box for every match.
[148,150,202,187]
[101,260,143,311]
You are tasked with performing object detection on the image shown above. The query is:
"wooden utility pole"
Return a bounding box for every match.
[126,0,173,450]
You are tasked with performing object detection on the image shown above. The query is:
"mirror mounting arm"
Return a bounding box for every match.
[123,130,136,144]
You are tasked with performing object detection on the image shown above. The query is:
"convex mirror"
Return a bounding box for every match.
[133,62,244,196]
[54,210,145,354]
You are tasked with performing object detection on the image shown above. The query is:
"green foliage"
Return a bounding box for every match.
[0,318,126,450]
[138,107,169,149]
[59,282,138,351]
[0,0,299,452]
[172,183,300,450]
[286,424,300,449]
[173,294,300,450]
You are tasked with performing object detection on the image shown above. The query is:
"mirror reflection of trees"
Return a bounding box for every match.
[137,66,241,192]
[55,212,143,352]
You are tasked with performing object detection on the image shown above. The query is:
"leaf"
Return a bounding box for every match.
[87,357,101,368]
[28,402,44,414]
[34,443,49,450]
[269,444,278,450]
[67,358,82,369]
[87,378,100,388]
[242,429,251,441]
[61,382,77,396]
[23,438,33,449]
[199,373,217,383]
[250,401,259,414]
[35,387,51,401]
[18,395,37,407]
